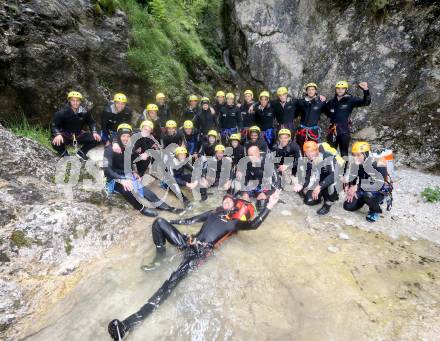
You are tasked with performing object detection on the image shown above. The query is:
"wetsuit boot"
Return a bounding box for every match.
[141,246,166,271]
[317,203,331,215]
[158,202,185,214]
[140,205,159,217]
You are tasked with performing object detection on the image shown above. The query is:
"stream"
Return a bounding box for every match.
[22,194,440,341]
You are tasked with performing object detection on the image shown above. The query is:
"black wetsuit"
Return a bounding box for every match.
[103,143,171,211]
[219,105,242,130]
[254,103,276,148]
[200,141,217,157]
[240,101,256,130]
[133,135,158,176]
[101,103,133,143]
[271,98,297,130]
[295,96,328,149]
[182,107,198,124]
[182,128,201,156]
[214,101,226,115]
[343,160,388,214]
[193,109,218,135]
[245,138,269,154]
[107,206,272,340]
[161,131,185,149]
[136,113,163,140]
[325,89,371,156]
[157,103,172,123]
[51,105,98,157]
[272,140,301,176]
[202,157,233,188]
[230,144,245,166]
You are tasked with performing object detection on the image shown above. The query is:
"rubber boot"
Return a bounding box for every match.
[256,199,267,211]
[76,150,89,161]
[366,211,379,222]
[158,202,185,214]
[108,319,128,340]
[139,206,158,217]
[141,246,166,271]
[317,203,331,215]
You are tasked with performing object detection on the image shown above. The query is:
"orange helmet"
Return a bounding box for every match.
[303,141,319,153]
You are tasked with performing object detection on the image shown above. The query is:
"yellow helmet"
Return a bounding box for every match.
[146,103,158,111]
[156,92,166,101]
[351,141,371,154]
[175,146,188,155]
[278,128,291,137]
[67,91,83,100]
[216,91,225,98]
[259,91,270,99]
[189,95,198,102]
[335,80,349,89]
[244,89,254,96]
[249,126,261,133]
[225,92,235,100]
[276,87,288,96]
[183,120,194,129]
[113,93,127,103]
[305,83,318,90]
[207,130,218,137]
[165,120,177,128]
[200,97,210,103]
[117,123,133,135]
[229,133,241,141]
[140,120,154,130]
[215,144,226,152]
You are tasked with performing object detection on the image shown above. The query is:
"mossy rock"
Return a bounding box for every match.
[10,230,31,248]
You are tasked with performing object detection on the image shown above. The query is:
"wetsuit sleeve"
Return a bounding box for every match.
[101,109,110,141]
[236,108,242,128]
[322,100,332,118]
[103,146,125,180]
[51,109,63,135]
[170,210,211,225]
[85,111,97,133]
[351,89,371,108]
[319,163,335,189]
[235,207,271,231]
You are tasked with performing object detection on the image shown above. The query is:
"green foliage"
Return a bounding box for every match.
[10,230,31,248]
[370,0,389,13]
[6,115,51,149]
[421,186,440,203]
[64,236,73,255]
[93,0,120,15]
[120,0,227,101]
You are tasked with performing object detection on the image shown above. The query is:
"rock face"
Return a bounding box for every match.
[227,0,440,170]
[0,0,146,122]
[0,124,135,336]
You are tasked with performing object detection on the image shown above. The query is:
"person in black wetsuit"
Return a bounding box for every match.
[240,89,255,139]
[108,190,281,341]
[254,91,276,148]
[161,120,185,149]
[132,120,160,177]
[103,124,182,216]
[181,120,201,159]
[193,97,218,135]
[101,93,133,146]
[135,104,163,142]
[219,92,241,143]
[343,141,391,222]
[229,133,245,167]
[272,128,301,178]
[324,81,371,157]
[200,144,232,193]
[295,83,328,151]
[214,90,226,114]
[51,91,101,160]
[244,126,268,155]
[294,141,343,215]
[181,95,199,124]
[155,93,172,123]
[271,86,297,131]
[199,130,219,157]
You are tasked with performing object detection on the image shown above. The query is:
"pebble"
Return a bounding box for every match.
[281,210,292,216]
[338,232,350,240]
[327,245,339,253]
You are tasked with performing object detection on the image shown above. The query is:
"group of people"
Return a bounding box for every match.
[51,81,392,225]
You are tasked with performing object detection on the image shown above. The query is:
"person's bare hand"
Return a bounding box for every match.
[312,185,321,200]
[112,143,122,154]
[93,132,101,142]
[358,82,369,90]
[267,189,281,210]
[52,135,63,146]
[319,95,326,102]
[293,184,303,192]
[121,179,133,191]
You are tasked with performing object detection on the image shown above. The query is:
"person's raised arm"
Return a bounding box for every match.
[236,189,281,231]
[352,82,371,107]
[169,210,212,225]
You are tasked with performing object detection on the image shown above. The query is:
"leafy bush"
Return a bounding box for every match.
[421,186,440,203]
[6,115,51,149]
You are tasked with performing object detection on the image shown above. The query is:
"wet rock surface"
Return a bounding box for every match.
[0,125,137,337]
[227,0,440,170]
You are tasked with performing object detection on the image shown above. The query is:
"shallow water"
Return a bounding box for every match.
[22,194,440,341]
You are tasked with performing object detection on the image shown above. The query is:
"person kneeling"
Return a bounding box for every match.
[104,124,182,217]
[294,141,341,215]
[343,141,389,222]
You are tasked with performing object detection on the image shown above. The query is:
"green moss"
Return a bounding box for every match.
[10,230,31,248]
[93,0,120,15]
[120,0,227,100]
[5,115,51,149]
[64,236,73,255]
[421,186,440,203]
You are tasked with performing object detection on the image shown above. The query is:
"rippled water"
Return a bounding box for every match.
[23,194,440,341]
